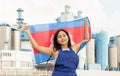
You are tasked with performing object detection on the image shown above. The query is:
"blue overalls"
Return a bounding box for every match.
[52,47,79,76]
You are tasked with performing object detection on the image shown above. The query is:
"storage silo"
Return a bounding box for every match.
[95,31,108,70]
[0,26,4,50]
[0,24,12,50]
[109,44,118,71]
[86,38,95,64]
[116,35,120,68]
[12,29,21,50]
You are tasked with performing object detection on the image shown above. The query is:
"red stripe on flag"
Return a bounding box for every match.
[32,26,90,54]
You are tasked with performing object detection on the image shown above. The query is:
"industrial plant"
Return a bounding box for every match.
[0,6,120,76]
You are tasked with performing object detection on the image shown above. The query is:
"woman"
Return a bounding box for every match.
[22,18,90,76]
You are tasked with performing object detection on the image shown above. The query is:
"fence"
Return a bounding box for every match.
[0,69,52,76]
[1,69,120,76]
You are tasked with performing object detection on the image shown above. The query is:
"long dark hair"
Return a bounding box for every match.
[53,29,71,51]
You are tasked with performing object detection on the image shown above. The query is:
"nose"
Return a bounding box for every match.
[61,36,65,39]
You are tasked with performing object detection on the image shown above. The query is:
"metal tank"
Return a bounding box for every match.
[12,29,21,50]
[109,44,118,71]
[95,31,109,70]
[116,35,120,68]
[86,38,95,64]
[0,24,12,50]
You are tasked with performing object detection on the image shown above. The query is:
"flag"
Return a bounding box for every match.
[29,17,91,64]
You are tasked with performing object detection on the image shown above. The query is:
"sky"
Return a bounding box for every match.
[0,0,120,37]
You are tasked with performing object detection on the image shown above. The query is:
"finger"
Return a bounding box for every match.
[23,23,28,26]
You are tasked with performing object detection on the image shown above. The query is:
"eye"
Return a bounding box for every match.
[57,35,62,38]
[63,34,66,37]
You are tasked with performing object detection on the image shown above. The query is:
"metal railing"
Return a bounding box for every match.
[0,69,52,76]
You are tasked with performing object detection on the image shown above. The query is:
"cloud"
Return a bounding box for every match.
[99,0,120,36]
[100,0,120,14]
[0,0,120,36]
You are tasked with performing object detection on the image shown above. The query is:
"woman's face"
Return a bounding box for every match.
[57,31,69,46]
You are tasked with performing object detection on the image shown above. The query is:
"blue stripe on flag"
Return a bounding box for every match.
[35,53,54,64]
[29,17,89,33]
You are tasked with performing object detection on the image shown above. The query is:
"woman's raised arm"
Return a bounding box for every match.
[72,18,90,52]
[22,24,54,56]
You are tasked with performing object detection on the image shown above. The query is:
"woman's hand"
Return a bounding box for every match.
[84,18,89,26]
[84,18,89,41]
[22,23,30,33]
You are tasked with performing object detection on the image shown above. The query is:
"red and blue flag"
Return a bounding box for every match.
[29,17,91,64]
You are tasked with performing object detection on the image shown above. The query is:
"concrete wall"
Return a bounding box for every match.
[0,70,120,76]
[76,70,120,76]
